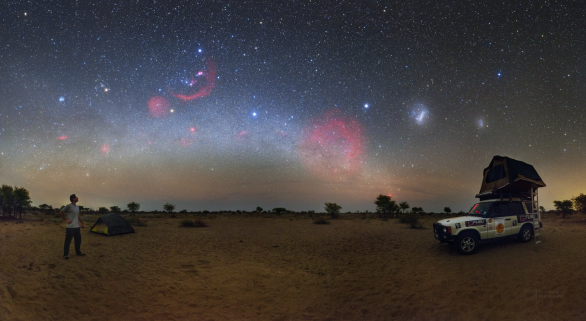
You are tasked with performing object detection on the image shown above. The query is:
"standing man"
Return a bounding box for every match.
[59,194,86,259]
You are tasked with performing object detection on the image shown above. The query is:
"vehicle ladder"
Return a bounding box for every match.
[533,188,541,244]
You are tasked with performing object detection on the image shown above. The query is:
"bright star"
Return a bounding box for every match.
[59,96,65,102]
[364,104,369,108]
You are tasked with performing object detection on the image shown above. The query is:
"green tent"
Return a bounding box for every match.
[90,213,135,236]
[477,155,546,197]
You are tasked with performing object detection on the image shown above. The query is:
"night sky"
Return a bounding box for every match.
[1,1,584,212]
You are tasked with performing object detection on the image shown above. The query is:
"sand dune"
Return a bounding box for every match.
[1,213,585,320]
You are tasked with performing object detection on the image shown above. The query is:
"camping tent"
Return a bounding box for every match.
[477,155,546,196]
[90,213,135,236]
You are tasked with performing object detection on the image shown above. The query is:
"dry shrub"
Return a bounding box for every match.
[127,217,147,226]
[180,219,208,227]
[399,213,423,229]
[313,217,330,225]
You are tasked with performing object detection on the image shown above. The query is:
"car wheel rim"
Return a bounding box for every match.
[523,229,531,240]
[461,237,475,252]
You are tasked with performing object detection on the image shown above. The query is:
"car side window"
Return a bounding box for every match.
[508,202,523,215]
[524,202,533,214]
[493,203,508,217]
[489,203,501,217]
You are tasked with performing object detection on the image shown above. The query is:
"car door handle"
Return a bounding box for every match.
[505,219,511,221]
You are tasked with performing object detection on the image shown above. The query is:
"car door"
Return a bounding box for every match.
[487,202,508,238]
[465,203,489,239]
[507,202,524,234]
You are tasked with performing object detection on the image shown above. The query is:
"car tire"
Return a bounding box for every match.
[454,233,479,255]
[518,225,533,243]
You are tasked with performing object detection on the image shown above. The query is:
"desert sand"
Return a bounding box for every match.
[1,213,586,321]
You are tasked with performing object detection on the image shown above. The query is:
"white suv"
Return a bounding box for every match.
[433,198,541,255]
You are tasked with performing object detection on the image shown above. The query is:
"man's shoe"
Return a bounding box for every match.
[63,256,69,260]
[76,253,86,256]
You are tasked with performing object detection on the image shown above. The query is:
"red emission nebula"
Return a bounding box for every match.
[298,109,367,178]
[169,60,216,101]
[148,96,170,118]
[148,59,216,119]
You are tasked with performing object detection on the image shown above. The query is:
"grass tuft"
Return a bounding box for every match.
[399,213,423,229]
[127,217,148,226]
[313,217,330,225]
[180,219,208,227]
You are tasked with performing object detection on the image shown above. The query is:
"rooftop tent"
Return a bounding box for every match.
[90,213,135,236]
[478,155,546,196]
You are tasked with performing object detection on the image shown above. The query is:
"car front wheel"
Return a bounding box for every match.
[455,233,479,255]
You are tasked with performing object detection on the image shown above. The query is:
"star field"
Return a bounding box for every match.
[0,1,584,212]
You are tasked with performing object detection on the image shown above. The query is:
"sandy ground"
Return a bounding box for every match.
[1,213,586,321]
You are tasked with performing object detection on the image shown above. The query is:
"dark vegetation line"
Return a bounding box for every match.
[4,185,585,224]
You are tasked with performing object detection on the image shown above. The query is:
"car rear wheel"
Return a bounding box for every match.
[518,225,533,243]
[455,233,479,255]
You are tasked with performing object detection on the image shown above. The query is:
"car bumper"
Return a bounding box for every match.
[433,223,456,242]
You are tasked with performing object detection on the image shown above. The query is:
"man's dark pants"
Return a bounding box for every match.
[64,227,82,256]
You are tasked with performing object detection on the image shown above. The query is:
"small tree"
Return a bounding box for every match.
[256,206,263,213]
[163,203,176,217]
[324,202,342,219]
[399,201,410,213]
[375,194,397,218]
[127,202,140,216]
[39,204,50,214]
[411,207,424,214]
[553,200,573,218]
[571,194,586,213]
[98,207,109,214]
[273,207,287,214]
[444,207,452,215]
[13,187,32,220]
[110,206,121,213]
[0,185,15,217]
[539,206,546,215]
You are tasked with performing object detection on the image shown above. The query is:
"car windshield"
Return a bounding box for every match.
[468,203,492,216]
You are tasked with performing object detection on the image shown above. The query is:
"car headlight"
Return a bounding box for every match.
[443,226,452,234]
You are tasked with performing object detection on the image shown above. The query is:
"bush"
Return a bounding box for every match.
[313,217,330,224]
[324,202,342,219]
[411,207,424,214]
[399,213,423,228]
[273,207,288,214]
[127,217,147,226]
[180,219,208,227]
